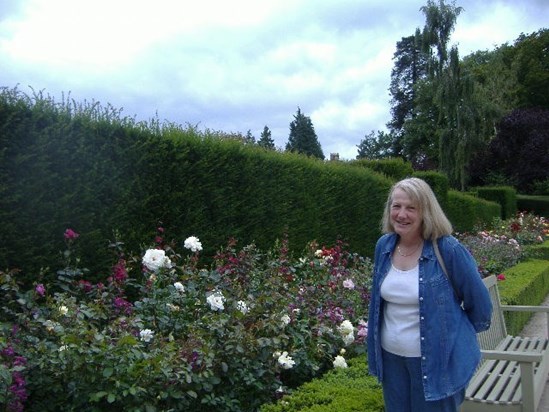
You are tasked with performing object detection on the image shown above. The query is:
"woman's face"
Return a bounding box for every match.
[390,188,422,239]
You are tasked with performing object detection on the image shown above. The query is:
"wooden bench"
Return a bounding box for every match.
[462,275,549,411]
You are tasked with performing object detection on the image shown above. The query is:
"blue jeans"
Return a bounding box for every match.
[382,349,465,412]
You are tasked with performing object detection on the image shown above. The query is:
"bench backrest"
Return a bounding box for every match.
[476,275,507,350]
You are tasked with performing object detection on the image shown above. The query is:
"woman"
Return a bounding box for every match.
[366,177,492,411]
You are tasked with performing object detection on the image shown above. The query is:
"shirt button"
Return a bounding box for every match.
[419,277,423,281]
[421,337,425,341]
[421,316,424,320]
[419,297,424,301]
[422,356,426,360]
[423,375,427,380]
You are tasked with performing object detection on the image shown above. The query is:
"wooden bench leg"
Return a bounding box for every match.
[520,361,536,412]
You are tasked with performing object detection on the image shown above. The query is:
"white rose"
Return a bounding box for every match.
[139,329,154,342]
[142,249,171,272]
[44,320,57,332]
[236,300,249,314]
[206,291,225,311]
[342,279,355,289]
[342,332,355,346]
[184,236,203,252]
[59,305,68,316]
[333,355,348,368]
[173,282,185,292]
[338,320,354,336]
[277,351,295,369]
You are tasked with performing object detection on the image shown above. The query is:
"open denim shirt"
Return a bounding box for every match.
[366,233,492,401]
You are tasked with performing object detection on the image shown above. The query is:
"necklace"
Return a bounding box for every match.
[396,241,423,257]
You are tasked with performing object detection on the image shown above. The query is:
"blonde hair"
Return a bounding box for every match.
[381,177,453,240]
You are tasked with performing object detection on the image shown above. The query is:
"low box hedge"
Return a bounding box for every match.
[498,257,549,335]
[260,356,383,412]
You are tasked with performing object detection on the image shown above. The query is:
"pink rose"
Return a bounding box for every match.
[35,284,45,297]
[64,228,79,240]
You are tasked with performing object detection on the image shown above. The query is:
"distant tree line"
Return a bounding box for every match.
[215,106,325,160]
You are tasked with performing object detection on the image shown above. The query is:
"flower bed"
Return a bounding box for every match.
[1,212,547,411]
[1,231,372,411]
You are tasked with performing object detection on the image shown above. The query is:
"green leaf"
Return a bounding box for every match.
[107,393,116,403]
[89,391,108,402]
[103,367,113,378]
[117,335,138,346]
[0,365,12,385]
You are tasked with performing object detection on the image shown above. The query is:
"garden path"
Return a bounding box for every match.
[518,292,549,412]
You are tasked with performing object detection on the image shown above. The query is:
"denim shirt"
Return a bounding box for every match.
[366,233,492,401]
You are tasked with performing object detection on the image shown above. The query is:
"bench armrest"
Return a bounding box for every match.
[501,305,549,313]
[481,349,544,363]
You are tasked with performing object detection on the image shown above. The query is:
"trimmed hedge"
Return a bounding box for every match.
[476,186,518,220]
[527,241,549,261]
[349,157,414,181]
[413,170,449,210]
[260,356,383,412]
[446,190,501,233]
[498,258,549,335]
[517,195,549,217]
[0,88,394,283]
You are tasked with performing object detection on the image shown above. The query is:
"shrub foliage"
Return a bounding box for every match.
[1,231,372,411]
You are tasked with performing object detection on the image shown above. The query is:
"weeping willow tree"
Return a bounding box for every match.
[420,0,492,189]
[398,0,464,171]
[438,47,476,189]
[420,0,463,79]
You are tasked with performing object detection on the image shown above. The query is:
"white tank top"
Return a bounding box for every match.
[380,264,421,357]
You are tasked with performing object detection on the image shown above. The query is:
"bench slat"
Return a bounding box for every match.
[462,275,549,411]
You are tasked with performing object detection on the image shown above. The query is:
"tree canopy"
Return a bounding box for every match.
[356,130,395,160]
[386,0,548,191]
[469,107,549,193]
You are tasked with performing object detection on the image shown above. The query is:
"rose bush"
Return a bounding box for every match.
[0,231,373,411]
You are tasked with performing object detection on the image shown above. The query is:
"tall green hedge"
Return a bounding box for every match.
[0,88,394,283]
[446,190,501,233]
[476,186,518,220]
[517,195,549,217]
[349,157,414,181]
[413,170,450,210]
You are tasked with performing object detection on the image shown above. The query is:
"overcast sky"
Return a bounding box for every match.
[1,0,547,159]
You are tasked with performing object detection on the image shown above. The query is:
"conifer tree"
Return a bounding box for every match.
[244,129,256,145]
[257,125,275,149]
[285,107,324,160]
